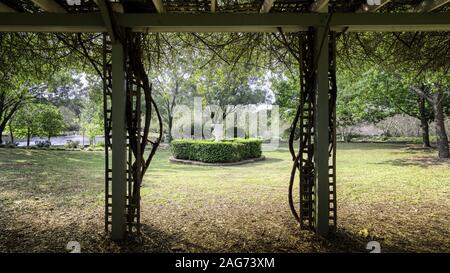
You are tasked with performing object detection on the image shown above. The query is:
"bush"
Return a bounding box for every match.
[224,138,262,159]
[0,144,15,148]
[35,140,51,148]
[66,140,80,149]
[171,139,262,163]
[0,141,17,148]
[95,141,105,148]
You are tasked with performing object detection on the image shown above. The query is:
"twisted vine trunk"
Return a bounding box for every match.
[124,32,163,227]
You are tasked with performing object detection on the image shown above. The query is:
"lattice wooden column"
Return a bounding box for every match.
[104,31,163,241]
[328,31,337,231]
[289,28,337,236]
[110,37,127,241]
[313,24,330,236]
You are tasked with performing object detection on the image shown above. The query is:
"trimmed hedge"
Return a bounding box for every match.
[171,139,262,163]
[223,138,262,159]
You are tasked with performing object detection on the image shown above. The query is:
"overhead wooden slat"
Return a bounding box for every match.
[0,2,16,12]
[152,0,165,13]
[1,13,450,33]
[357,0,391,13]
[31,0,66,13]
[310,0,329,13]
[414,0,450,12]
[211,0,216,13]
[260,0,275,13]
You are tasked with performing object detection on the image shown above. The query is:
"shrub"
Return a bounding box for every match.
[66,140,80,149]
[35,140,51,148]
[226,138,262,159]
[171,139,262,163]
[2,142,17,148]
[95,141,105,148]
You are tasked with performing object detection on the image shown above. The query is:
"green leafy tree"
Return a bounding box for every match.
[150,36,197,142]
[36,104,66,141]
[79,84,103,145]
[194,63,270,117]
[340,32,450,156]
[0,33,81,144]
[270,75,301,139]
[10,103,43,146]
[336,68,397,141]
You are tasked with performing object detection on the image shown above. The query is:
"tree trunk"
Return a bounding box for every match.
[27,127,31,147]
[8,121,14,144]
[168,115,173,143]
[0,128,3,144]
[431,91,449,158]
[418,96,431,148]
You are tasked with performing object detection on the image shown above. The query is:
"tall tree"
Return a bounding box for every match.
[340,32,450,157]
[0,33,77,144]
[37,104,66,141]
[10,103,43,146]
[79,83,103,145]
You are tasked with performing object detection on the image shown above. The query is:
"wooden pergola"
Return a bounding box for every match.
[1,0,449,241]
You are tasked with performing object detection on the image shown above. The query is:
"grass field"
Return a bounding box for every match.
[0,143,449,253]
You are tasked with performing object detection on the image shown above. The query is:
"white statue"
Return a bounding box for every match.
[212,124,224,142]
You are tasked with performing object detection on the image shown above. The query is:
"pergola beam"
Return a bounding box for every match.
[310,0,329,13]
[0,2,16,12]
[414,0,450,12]
[120,13,450,32]
[358,0,391,13]
[31,0,66,13]
[152,0,165,13]
[259,0,275,13]
[0,12,449,32]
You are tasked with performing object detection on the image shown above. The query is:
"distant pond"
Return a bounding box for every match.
[13,135,105,147]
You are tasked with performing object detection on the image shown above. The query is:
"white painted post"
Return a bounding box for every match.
[314,24,330,236]
[111,41,126,241]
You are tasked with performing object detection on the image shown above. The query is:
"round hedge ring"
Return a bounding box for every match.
[170,139,264,165]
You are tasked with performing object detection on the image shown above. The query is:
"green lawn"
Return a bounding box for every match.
[0,143,449,252]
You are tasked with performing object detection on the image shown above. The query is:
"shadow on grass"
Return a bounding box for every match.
[0,203,210,253]
[374,156,450,168]
[0,202,440,253]
[157,157,284,171]
[336,143,407,150]
[137,223,212,252]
